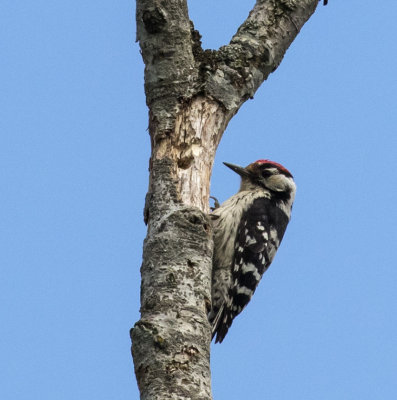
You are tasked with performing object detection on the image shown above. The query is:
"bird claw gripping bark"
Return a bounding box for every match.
[210,196,220,211]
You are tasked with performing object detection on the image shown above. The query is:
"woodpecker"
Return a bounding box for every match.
[209,160,296,343]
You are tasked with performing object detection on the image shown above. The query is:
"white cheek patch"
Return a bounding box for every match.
[266,175,287,191]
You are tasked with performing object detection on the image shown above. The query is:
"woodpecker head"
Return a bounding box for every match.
[223,159,296,198]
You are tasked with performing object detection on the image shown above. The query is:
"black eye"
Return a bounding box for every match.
[261,169,272,178]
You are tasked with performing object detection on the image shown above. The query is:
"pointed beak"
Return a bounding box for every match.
[223,162,251,178]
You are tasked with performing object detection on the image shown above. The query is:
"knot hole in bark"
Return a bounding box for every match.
[183,209,211,235]
[142,7,166,34]
[177,153,194,169]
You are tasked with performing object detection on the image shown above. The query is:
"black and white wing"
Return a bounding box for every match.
[212,197,290,343]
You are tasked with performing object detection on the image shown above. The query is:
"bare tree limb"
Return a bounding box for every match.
[197,0,318,119]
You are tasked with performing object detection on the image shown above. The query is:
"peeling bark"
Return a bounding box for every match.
[131,1,319,399]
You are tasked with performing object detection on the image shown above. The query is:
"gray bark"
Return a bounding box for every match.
[131,1,319,399]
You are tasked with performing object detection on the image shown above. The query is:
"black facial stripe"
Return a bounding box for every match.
[270,189,292,203]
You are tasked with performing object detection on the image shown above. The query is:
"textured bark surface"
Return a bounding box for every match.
[131,1,319,399]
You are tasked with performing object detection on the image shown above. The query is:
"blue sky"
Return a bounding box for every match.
[2,1,397,399]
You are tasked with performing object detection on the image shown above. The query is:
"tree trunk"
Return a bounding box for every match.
[131,1,319,398]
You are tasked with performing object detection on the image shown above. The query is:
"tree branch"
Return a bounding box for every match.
[136,0,197,135]
[198,0,318,116]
